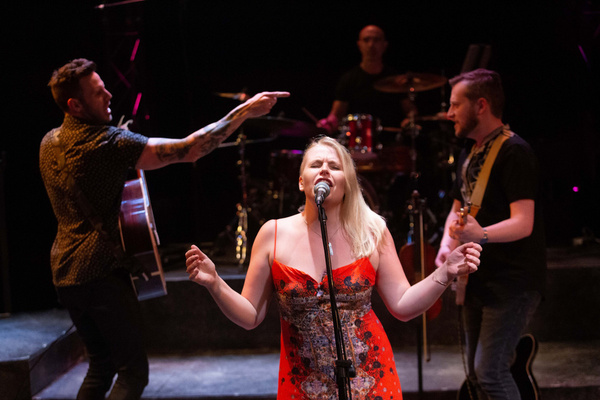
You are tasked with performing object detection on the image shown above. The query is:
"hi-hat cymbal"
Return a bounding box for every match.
[374,73,448,93]
[243,116,327,138]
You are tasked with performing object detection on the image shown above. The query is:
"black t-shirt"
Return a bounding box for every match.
[39,114,148,287]
[450,132,547,301]
[334,65,407,129]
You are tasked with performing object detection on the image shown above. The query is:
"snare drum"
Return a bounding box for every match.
[340,114,380,155]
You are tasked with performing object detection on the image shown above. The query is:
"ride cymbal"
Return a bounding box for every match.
[374,73,447,93]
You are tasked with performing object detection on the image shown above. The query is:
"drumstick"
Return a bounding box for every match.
[301,107,319,124]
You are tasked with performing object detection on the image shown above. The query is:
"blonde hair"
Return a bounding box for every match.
[301,136,387,258]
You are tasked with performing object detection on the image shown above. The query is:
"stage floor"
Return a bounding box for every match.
[33,339,600,399]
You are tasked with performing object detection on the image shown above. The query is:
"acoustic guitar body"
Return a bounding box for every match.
[119,170,167,301]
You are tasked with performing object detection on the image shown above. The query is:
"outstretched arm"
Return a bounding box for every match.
[137,91,290,170]
[185,220,276,330]
[376,228,481,322]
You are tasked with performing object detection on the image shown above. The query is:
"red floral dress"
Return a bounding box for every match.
[271,224,403,399]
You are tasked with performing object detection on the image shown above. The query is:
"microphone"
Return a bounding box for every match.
[314,181,330,206]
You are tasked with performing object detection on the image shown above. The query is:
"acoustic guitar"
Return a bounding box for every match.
[457,333,541,400]
[118,170,167,301]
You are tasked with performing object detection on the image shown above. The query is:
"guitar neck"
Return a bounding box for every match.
[459,202,471,226]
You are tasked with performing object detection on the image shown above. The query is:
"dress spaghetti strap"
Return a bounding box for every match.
[273,219,277,260]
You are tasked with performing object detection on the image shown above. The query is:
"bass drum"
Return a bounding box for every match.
[358,174,380,213]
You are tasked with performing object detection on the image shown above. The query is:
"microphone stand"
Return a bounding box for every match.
[317,203,355,399]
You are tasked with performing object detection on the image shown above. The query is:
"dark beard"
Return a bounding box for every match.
[455,108,478,139]
[79,98,112,125]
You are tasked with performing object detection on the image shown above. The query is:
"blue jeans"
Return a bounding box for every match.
[463,290,541,400]
[57,268,149,400]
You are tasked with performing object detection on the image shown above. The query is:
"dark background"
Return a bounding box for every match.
[1,0,599,312]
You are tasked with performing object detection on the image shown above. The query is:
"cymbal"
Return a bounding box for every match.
[214,92,248,101]
[416,113,449,122]
[218,137,276,148]
[374,72,448,93]
[243,116,327,138]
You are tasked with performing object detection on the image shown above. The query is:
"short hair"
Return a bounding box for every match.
[449,68,505,119]
[358,24,387,41]
[48,58,97,113]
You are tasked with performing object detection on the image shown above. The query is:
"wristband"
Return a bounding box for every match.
[432,269,451,286]
[480,228,488,244]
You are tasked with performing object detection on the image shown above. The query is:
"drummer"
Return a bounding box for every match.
[317,24,415,142]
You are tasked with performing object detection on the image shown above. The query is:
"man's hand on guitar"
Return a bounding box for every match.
[449,213,486,243]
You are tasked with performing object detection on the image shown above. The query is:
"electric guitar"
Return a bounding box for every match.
[457,333,541,400]
[118,170,167,301]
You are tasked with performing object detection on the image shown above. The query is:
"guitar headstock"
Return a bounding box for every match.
[459,202,471,226]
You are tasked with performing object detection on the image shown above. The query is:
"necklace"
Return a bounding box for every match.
[303,216,342,256]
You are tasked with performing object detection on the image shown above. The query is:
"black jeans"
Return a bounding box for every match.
[57,268,149,400]
[463,290,541,400]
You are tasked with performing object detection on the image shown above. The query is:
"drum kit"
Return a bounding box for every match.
[212,72,456,266]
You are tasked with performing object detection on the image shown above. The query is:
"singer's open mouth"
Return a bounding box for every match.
[315,178,332,187]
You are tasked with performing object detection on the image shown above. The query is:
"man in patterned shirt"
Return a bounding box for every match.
[39,58,288,399]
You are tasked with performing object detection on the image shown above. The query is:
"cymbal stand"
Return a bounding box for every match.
[405,76,421,183]
[403,76,429,399]
[234,129,249,268]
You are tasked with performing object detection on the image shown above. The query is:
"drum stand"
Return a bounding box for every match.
[405,92,421,183]
[402,82,435,398]
[211,125,279,268]
[234,130,249,268]
[210,129,251,269]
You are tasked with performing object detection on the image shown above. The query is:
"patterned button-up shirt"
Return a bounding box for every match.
[39,114,148,287]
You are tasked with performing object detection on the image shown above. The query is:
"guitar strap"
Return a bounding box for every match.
[465,125,514,217]
[50,129,147,279]
[455,125,513,305]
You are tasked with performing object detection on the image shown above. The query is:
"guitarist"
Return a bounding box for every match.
[434,69,546,400]
[39,58,289,400]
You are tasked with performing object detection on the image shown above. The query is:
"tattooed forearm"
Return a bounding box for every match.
[155,141,193,162]
[139,92,286,169]
[226,106,250,121]
[153,107,248,163]
[194,123,230,157]
[187,105,252,159]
